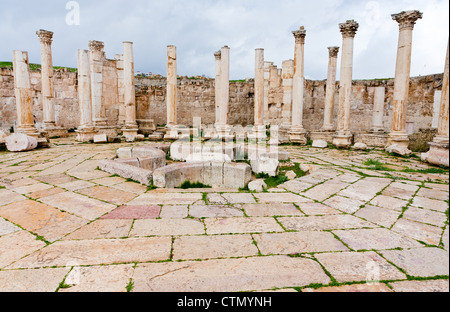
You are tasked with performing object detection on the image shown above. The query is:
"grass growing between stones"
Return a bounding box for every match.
[177,181,212,189]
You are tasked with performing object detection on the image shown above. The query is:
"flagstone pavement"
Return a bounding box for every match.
[0,137,448,292]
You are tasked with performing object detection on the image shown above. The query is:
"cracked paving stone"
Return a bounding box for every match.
[0,268,70,292]
[205,217,283,234]
[277,215,377,231]
[388,279,449,292]
[0,231,47,269]
[391,218,443,246]
[189,204,244,218]
[242,203,304,217]
[63,219,133,240]
[130,219,205,236]
[355,205,402,228]
[303,283,392,292]
[132,256,330,292]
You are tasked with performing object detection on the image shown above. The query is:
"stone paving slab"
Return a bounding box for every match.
[315,251,406,283]
[59,264,135,292]
[369,195,409,212]
[0,268,70,292]
[303,283,393,292]
[402,206,447,227]
[416,188,449,201]
[159,205,189,219]
[333,228,422,251]
[242,203,304,217]
[254,192,312,203]
[277,215,377,232]
[130,219,205,236]
[101,205,161,220]
[77,185,137,206]
[205,217,284,234]
[38,192,116,221]
[128,192,203,205]
[64,219,133,240]
[0,189,27,206]
[323,195,366,214]
[173,234,259,260]
[298,202,342,216]
[302,180,349,202]
[355,205,402,228]
[411,196,449,213]
[380,248,449,277]
[253,231,348,255]
[391,218,443,246]
[221,193,256,204]
[0,231,47,268]
[189,204,244,218]
[0,199,88,242]
[9,237,172,269]
[0,217,21,236]
[132,256,330,292]
[388,279,449,292]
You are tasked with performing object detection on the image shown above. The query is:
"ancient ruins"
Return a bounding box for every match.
[0,9,449,293]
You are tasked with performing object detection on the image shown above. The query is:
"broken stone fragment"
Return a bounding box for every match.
[5,133,38,152]
[248,180,267,192]
[312,140,328,148]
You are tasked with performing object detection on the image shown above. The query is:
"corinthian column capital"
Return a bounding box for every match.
[328,46,340,58]
[292,26,306,44]
[36,29,54,45]
[339,20,359,38]
[392,10,423,30]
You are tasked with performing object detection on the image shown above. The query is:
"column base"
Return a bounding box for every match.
[268,124,291,145]
[332,131,353,149]
[136,119,156,135]
[122,127,139,142]
[355,132,388,148]
[421,137,449,168]
[387,131,410,149]
[17,125,40,139]
[247,125,267,142]
[310,130,335,144]
[42,124,69,139]
[164,125,189,140]
[96,126,118,138]
[289,127,307,145]
[76,127,98,143]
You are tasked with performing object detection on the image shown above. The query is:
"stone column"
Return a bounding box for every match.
[263,61,273,125]
[332,20,359,149]
[115,53,125,128]
[289,26,307,145]
[218,46,230,127]
[250,48,267,140]
[121,41,139,142]
[36,30,58,133]
[422,40,449,167]
[164,45,179,139]
[76,49,96,142]
[387,10,423,150]
[279,59,294,143]
[12,50,39,138]
[214,50,222,126]
[321,47,339,131]
[371,87,386,132]
[88,40,107,128]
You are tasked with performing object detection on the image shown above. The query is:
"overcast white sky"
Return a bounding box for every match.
[1,0,448,80]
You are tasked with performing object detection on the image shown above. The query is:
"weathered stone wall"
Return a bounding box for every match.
[0,66,443,135]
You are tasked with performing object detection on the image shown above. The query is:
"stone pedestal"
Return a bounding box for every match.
[387,10,423,150]
[310,131,334,144]
[332,20,359,149]
[289,26,307,145]
[355,133,388,148]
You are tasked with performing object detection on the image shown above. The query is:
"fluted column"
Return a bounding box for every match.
[422,40,449,167]
[321,47,339,131]
[121,41,138,141]
[76,49,96,142]
[333,20,359,149]
[12,50,39,138]
[289,26,307,145]
[387,10,423,149]
[88,40,107,128]
[36,30,56,130]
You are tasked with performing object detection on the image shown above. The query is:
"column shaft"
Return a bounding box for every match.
[166,45,177,127]
[254,49,265,127]
[36,30,55,127]
[371,87,386,132]
[218,46,230,126]
[214,51,222,125]
[123,42,137,128]
[322,47,339,131]
[89,40,107,127]
[12,50,38,138]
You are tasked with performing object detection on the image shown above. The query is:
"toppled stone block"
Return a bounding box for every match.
[312,140,328,148]
[147,132,164,141]
[99,159,153,185]
[248,180,267,192]
[353,142,368,150]
[117,147,133,159]
[251,156,279,177]
[0,129,9,143]
[285,171,297,180]
[5,133,38,152]
[386,144,412,157]
[153,162,251,189]
[186,153,232,163]
[108,136,122,144]
[94,134,108,143]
